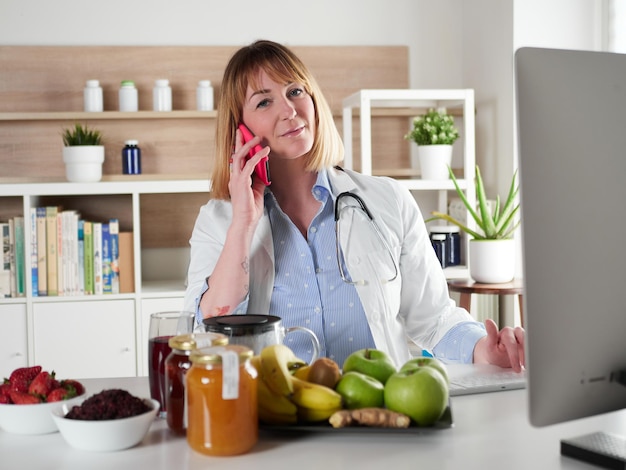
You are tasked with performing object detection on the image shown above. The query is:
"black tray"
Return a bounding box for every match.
[259,405,453,434]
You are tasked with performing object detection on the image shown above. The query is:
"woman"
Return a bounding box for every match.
[184,39,524,371]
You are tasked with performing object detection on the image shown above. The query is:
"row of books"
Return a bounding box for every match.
[1,207,134,298]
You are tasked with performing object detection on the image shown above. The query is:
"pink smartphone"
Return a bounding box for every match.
[238,123,271,185]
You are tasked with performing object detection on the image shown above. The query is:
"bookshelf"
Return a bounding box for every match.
[0,45,410,379]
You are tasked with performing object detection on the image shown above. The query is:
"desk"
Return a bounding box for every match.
[448,278,525,327]
[2,371,624,469]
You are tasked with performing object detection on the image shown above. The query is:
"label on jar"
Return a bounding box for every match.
[221,350,239,400]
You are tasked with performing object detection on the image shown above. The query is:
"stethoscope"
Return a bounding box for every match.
[333,191,399,286]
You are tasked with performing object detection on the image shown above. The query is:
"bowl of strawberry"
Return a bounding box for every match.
[0,365,86,434]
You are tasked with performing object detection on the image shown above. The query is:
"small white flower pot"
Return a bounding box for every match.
[416,144,453,180]
[469,239,515,284]
[63,146,105,182]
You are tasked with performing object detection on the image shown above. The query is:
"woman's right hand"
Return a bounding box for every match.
[228,128,269,229]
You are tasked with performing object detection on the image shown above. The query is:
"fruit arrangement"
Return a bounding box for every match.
[0,366,85,405]
[253,345,450,429]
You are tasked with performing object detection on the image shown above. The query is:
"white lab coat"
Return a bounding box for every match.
[184,167,474,367]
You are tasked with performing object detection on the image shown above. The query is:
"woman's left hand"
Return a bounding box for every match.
[473,318,525,372]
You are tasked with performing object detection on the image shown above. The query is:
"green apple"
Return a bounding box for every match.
[399,356,449,384]
[335,371,385,409]
[384,365,449,426]
[342,348,397,384]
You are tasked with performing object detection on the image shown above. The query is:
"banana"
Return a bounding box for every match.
[290,376,343,411]
[291,364,311,381]
[251,354,298,416]
[258,405,298,425]
[257,372,298,416]
[260,344,306,396]
[297,405,342,423]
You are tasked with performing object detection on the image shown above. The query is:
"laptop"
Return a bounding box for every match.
[447,363,526,396]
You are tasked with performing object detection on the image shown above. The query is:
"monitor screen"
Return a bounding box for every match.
[516,46,626,463]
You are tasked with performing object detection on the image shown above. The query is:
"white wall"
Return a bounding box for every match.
[0,0,463,89]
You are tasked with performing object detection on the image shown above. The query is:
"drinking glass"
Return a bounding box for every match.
[148,311,195,417]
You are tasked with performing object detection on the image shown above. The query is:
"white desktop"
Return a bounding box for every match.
[516,47,626,468]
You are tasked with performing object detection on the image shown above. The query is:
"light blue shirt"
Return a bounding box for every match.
[263,170,375,365]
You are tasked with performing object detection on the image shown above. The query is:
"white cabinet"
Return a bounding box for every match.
[342,89,476,275]
[33,300,136,379]
[0,303,28,377]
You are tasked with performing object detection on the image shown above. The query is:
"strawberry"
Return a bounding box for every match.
[59,379,85,396]
[28,371,58,398]
[46,387,74,402]
[8,365,42,393]
[9,389,42,405]
[0,383,11,404]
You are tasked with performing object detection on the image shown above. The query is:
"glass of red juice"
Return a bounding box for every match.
[148,311,195,417]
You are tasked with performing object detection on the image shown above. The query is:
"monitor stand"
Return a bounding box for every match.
[561,432,626,469]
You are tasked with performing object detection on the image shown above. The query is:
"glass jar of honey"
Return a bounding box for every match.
[186,344,258,456]
[164,332,228,435]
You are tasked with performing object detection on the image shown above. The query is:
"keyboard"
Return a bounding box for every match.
[448,366,527,396]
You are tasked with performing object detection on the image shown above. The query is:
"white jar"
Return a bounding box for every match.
[153,79,172,111]
[84,79,103,112]
[119,80,138,112]
[196,80,214,111]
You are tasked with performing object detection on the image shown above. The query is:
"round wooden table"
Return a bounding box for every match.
[447,278,525,327]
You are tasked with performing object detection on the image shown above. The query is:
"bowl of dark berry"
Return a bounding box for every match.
[0,365,86,435]
[51,389,160,452]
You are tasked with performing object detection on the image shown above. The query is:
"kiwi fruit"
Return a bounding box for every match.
[307,357,342,389]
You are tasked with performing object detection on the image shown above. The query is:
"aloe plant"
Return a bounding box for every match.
[62,123,102,146]
[427,165,520,240]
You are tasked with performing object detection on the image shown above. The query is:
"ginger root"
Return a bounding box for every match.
[329,408,411,428]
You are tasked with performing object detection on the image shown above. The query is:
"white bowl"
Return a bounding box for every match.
[51,398,159,452]
[0,394,85,435]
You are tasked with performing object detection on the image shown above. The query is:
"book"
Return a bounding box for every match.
[46,206,59,296]
[14,216,25,297]
[109,219,120,294]
[30,207,38,296]
[83,221,94,295]
[56,211,64,296]
[118,231,134,294]
[77,220,85,296]
[93,221,103,295]
[101,222,112,294]
[0,222,11,297]
[36,207,47,296]
[62,210,79,296]
[8,218,16,297]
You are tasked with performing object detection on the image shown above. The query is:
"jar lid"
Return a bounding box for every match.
[169,332,228,351]
[120,80,135,87]
[429,225,460,234]
[190,344,253,365]
[198,80,211,87]
[155,79,169,86]
[86,79,100,87]
[125,139,139,146]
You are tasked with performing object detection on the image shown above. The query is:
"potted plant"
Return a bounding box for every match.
[405,107,460,180]
[61,123,105,182]
[427,165,521,283]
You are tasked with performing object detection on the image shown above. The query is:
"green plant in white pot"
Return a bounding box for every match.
[405,107,459,180]
[62,123,105,183]
[427,165,520,283]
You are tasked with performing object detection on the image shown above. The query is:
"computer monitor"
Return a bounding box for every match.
[516,47,626,466]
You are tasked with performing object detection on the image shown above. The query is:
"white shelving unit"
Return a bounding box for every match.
[0,177,210,379]
[342,89,476,278]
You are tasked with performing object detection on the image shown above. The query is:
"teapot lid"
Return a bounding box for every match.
[203,314,281,336]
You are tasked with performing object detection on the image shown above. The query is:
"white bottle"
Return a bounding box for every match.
[119,80,138,112]
[196,80,214,111]
[84,79,103,112]
[153,79,172,111]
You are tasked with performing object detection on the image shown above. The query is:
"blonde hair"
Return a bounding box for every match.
[211,40,344,200]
